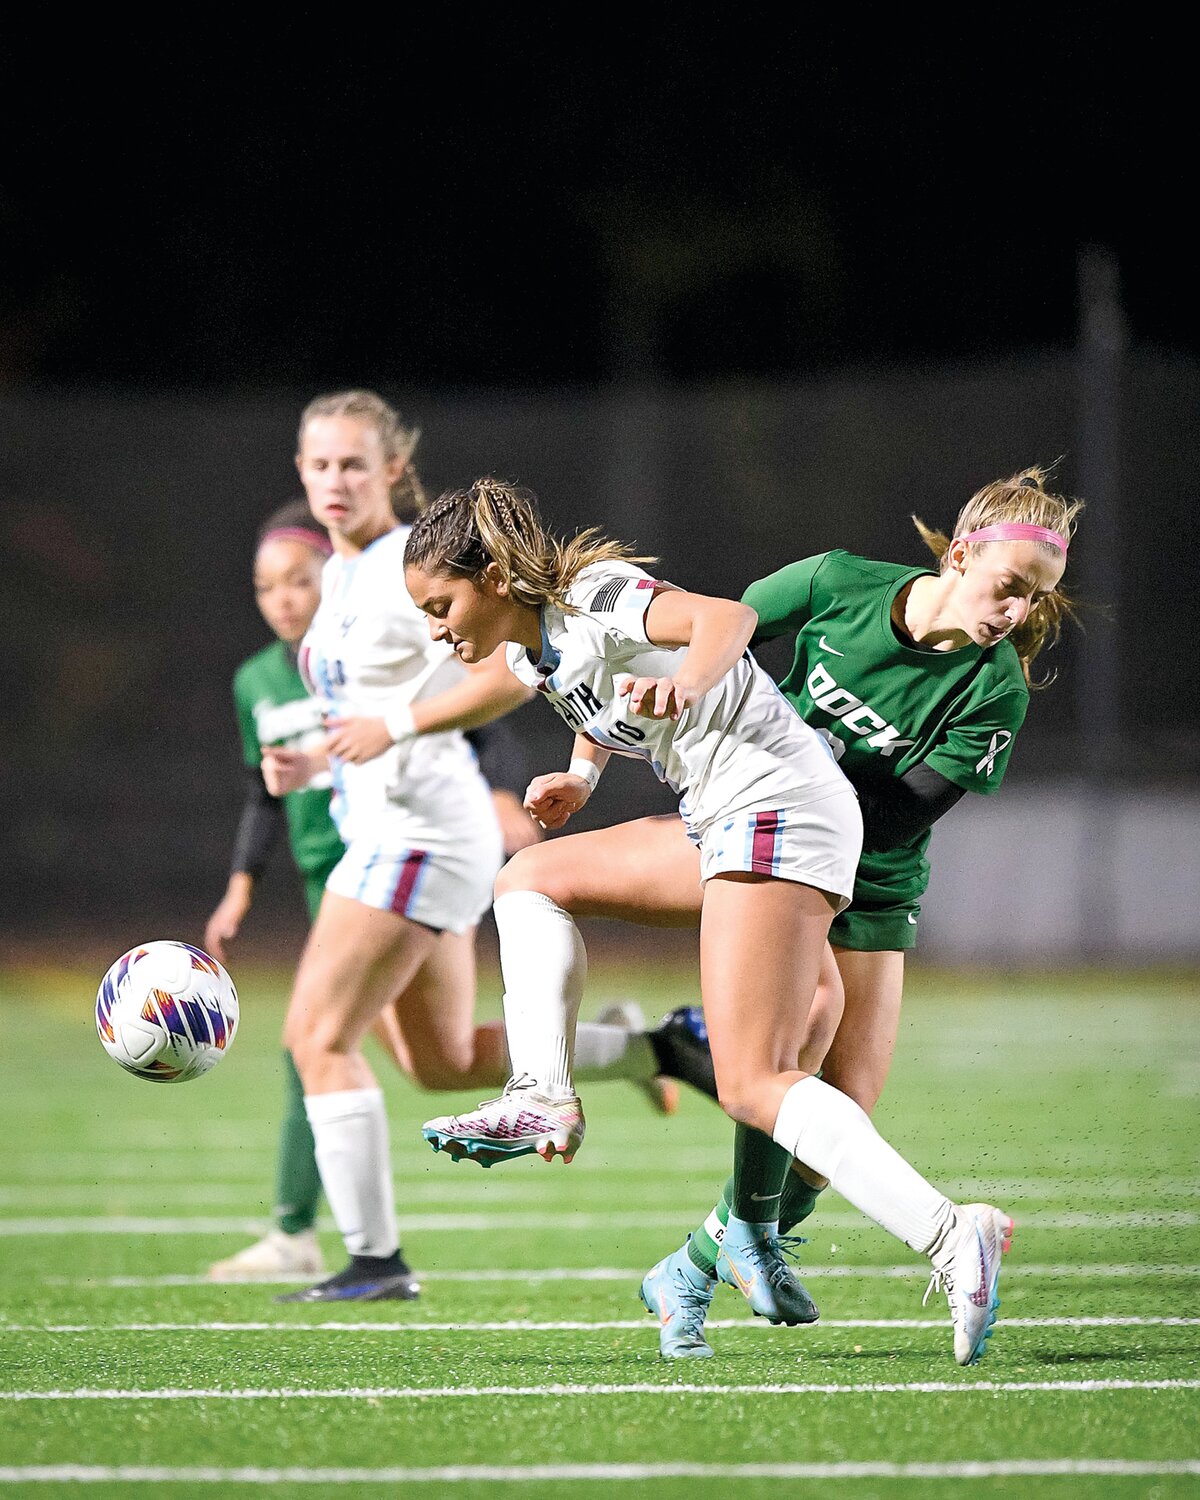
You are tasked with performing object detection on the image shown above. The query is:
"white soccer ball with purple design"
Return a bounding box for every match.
[95,940,239,1082]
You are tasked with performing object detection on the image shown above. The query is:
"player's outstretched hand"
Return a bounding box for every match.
[524,772,594,830]
[323,715,394,764]
[616,674,697,720]
[261,746,316,796]
[204,877,252,964]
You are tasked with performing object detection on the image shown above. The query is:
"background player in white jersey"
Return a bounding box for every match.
[266,394,704,1303]
[405,477,1016,1366]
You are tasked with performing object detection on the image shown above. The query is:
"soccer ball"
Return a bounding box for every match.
[95,940,239,1083]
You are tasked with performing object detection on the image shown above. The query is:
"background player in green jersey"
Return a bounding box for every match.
[641,464,1083,1358]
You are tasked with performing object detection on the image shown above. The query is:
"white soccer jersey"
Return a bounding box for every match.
[504,561,854,837]
[298,526,492,848]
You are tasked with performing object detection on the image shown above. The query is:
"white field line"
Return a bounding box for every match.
[4,1209,1198,1235]
[5,1379,1200,1402]
[9,1164,1200,1200]
[14,1183,1200,1209]
[1,1460,1199,1484]
[4,1316,1197,1334]
[48,1262,1200,1288]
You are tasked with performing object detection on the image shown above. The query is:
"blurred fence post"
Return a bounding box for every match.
[1075,244,1127,955]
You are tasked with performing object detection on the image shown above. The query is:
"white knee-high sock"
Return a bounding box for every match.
[573,1022,656,1082]
[772,1076,954,1256]
[304,1087,397,1259]
[494,890,587,1099]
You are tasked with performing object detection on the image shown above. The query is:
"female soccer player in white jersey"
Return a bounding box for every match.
[405,476,1016,1366]
[640,467,1081,1359]
[265,393,697,1304]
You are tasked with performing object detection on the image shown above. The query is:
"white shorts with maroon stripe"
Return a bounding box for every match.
[324,816,503,934]
[696,787,861,914]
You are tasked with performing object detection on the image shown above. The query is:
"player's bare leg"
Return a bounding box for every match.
[421,817,708,1166]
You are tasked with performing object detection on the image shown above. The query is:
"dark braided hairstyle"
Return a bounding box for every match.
[405,477,655,612]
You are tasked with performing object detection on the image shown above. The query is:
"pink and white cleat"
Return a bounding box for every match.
[422,1079,586,1168]
[925,1202,1015,1365]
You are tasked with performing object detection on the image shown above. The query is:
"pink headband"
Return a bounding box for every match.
[960,523,1068,554]
[259,525,333,557]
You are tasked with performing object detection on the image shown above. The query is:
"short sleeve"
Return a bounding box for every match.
[571,568,661,646]
[232,670,262,769]
[924,689,1028,794]
[742,555,829,644]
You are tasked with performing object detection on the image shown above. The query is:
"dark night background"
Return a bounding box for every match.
[3,23,1195,392]
[2,21,1197,961]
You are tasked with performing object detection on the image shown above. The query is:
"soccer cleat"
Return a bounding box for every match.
[595,1001,680,1115]
[640,1245,716,1359]
[274,1253,420,1303]
[422,1078,586,1167]
[207,1227,326,1283]
[924,1202,1014,1365]
[647,1006,718,1102]
[715,1214,820,1325]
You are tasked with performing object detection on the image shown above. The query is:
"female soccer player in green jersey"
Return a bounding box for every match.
[639,465,1082,1358]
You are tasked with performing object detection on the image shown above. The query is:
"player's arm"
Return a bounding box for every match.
[620,588,757,719]
[524,736,613,831]
[206,769,285,960]
[741,555,826,646]
[854,764,967,853]
[465,714,545,854]
[324,647,534,764]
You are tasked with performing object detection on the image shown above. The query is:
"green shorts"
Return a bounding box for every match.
[829,896,921,952]
[302,857,342,923]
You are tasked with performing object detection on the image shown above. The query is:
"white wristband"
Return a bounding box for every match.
[568,756,601,792]
[383,704,417,744]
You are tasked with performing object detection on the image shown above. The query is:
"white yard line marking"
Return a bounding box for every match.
[4,1316,1197,1334]
[4,1379,1199,1401]
[4,1209,1198,1235]
[48,1262,1200,1288]
[0,1460,1198,1483]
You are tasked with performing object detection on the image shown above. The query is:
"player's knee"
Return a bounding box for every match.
[495,844,571,906]
[714,1078,775,1135]
[288,1011,356,1077]
[407,1052,474,1091]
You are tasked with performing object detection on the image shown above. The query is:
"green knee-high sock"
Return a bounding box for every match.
[779,1171,825,1235]
[684,1125,793,1278]
[274,1051,323,1235]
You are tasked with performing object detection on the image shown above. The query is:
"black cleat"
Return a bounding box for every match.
[648,1006,718,1102]
[274,1253,421,1303]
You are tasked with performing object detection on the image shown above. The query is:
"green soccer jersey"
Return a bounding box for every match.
[233,639,344,882]
[743,550,1029,930]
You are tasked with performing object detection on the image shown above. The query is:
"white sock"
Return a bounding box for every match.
[304,1087,397,1259]
[494,890,587,1099]
[771,1076,954,1256]
[573,1022,656,1083]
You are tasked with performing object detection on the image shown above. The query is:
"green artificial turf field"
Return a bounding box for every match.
[0,955,1197,1498]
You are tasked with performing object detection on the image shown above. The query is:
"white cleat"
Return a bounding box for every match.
[925,1202,1014,1365]
[423,1080,586,1168]
[595,1001,679,1116]
[207,1227,326,1283]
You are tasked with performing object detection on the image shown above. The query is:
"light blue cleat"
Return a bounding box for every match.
[716,1213,820,1325]
[640,1245,716,1359]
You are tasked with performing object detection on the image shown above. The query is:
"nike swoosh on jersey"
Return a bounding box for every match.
[818,635,845,656]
